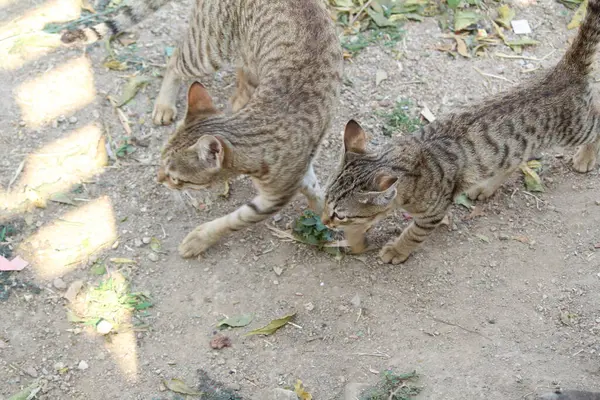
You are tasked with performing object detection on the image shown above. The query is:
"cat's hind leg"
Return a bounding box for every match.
[299,163,324,214]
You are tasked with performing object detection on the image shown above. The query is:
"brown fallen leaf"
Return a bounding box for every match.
[512,235,530,244]
[455,36,470,58]
[210,335,232,350]
[467,205,486,219]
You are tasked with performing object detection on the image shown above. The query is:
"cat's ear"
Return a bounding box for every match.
[356,173,398,207]
[192,135,226,169]
[343,120,368,155]
[186,82,215,117]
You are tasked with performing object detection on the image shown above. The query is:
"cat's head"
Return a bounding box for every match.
[322,120,401,232]
[157,82,230,190]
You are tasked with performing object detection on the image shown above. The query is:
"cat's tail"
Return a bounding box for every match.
[60,0,171,45]
[562,0,600,75]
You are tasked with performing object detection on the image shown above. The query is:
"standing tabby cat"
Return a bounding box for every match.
[62,0,343,257]
[323,0,600,264]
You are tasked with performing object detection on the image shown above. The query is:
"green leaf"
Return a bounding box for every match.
[134,301,153,310]
[520,164,545,192]
[454,193,473,210]
[447,0,461,9]
[150,237,161,253]
[301,217,317,226]
[495,4,515,29]
[49,192,76,206]
[476,234,490,243]
[90,263,107,275]
[217,314,254,328]
[8,381,41,400]
[245,313,296,336]
[163,378,202,396]
[454,11,480,31]
[366,8,397,27]
[506,37,539,48]
[114,75,152,107]
[568,0,588,29]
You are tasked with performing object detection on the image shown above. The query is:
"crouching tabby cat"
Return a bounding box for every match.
[323,0,600,264]
[61,0,342,257]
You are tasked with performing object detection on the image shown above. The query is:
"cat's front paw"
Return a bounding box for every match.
[573,143,598,173]
[152,103,177,126]
[379,244,410,265]
[178,225,219,258]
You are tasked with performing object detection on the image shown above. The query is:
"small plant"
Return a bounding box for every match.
[360,370,422,400]
[341,26,405,57]
[378,100,422,136]
[70,274,152,332]
[292,210,334,246]
[0,224,16,258]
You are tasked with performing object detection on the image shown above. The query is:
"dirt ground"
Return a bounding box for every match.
[1,0,600,399]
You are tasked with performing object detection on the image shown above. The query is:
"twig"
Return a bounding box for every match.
[397,80,424,85]
[349,0,374,26]
[353,350,391,358]
[522,190,544,210]
[157,223,167,239]
[431,316,492,341]
[356,307,363,323]
[287,322,303,330]
[572,348,584,356]
[108,97,132,136]
[7,160,25,190]
[473,66,515,83]
[494,49,556,62]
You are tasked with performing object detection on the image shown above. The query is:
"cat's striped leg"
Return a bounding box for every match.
[379,210,448,264]
[178,193,292,258]
[300,163,324,214]
[153,48,183,125]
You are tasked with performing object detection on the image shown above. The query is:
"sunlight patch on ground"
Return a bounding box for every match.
[15,56,96,127]
[0,0,80,37]
[0,123,108,216]
[104,321,139,381]
[17,195,117,280]
[0,31,61,71]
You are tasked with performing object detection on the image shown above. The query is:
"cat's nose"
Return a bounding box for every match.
[156,167,166,183]
[321,214,331,226]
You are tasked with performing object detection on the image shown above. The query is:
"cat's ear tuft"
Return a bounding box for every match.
[343,119,368,155]
[186,82,215,117]
[192,135,225,169]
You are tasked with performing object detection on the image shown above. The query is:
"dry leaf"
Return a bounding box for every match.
[245,313,295,336]
[520,163,544,192]
[294,380,313,400]
[163,378,202,396]
[568,0,588,30]
[209,335,232,349]
[420,105,436,122]
[109,258,137,264]
[467,205,486,219]
[49,192,76,206]
[375,69,388,86]
[495,4,515,29]
[63,280,84,303]
[454,36,470,58]
[114,76,152,107]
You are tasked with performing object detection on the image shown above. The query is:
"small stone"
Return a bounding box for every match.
[272,214,283,222]
[499,234,510,241]
[53,362,65,371]
[53,278,67,290]
[25,366,38,378]
[78,361,89,370]
[96,320,113,335]
[488,318,496,324]
[92,110,100,119]
[68,116,78,124]
[596,200,600,206]
[63,280,84,303]
[19,120,26,127]
[230,383,241,391]
[142,237,152,245]
[52,120,59,128]
[134,238,143,247]
[350,294,361,308]
[304,302,315,312]
[96,352,106,361]
[148,252,159,262]
[273,266,283,276]
[217,358,226,366]
[57,115,66,123]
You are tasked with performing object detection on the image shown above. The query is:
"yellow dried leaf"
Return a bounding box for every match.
[294,380,312,400]
[455,36,470,58]
[568,0,588,30]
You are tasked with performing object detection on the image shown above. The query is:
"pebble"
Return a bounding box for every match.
[25,366,38,378]
[53,362,65,371]
[272,214,283,222]
[350,294,361,308]
[77,360,89,370]
[68,116,78,124]
[499,234,510,241]
[304,302,315,312]
[142,237,152,245]
[53,278,67,290]
[217,358,226,366]
[148,252,159,262]
[96,320,113,335]
[19,120,26,127]
[57,115,66,123]
[134,238,143,247]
